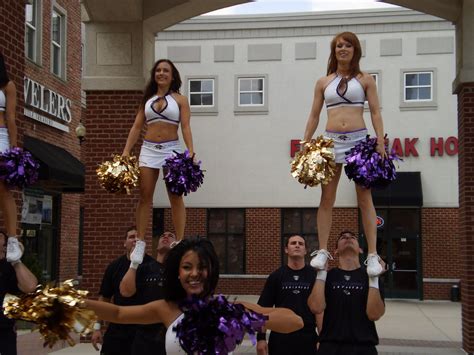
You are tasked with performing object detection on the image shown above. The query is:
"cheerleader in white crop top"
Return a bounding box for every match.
[0,53,23,256]
[301,32,386,279]
[122,59,195,243]
[86,237,304,355]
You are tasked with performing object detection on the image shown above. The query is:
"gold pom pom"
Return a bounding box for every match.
[96,155,140,194]
[3,280,97,348]
[291,136,337,187]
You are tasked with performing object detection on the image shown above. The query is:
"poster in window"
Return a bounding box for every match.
[21,194,43,225]
[42,195,52,224]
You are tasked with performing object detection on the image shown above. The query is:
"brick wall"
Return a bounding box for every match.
[82,90,144,295]
[457,82,474,352]
[0,0,83,282]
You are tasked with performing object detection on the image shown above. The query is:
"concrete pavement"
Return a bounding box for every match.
[16,298,462,354]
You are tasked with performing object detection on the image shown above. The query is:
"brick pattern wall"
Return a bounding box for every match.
[0,1,83,282]
[421,208,460,300]
[458,82,474,352]
[82,90,143,295]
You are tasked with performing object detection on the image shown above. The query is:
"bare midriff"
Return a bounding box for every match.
[326,106,365,132]
[0,112,6,127]
[144,121,179,143]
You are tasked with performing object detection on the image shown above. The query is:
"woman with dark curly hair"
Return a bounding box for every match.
[122,59,194,251]
[86,237,303,354]
[302,32,386,277]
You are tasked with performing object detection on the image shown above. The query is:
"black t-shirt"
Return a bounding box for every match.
[258,265,317,330]
[319,267,384,345]
[99,254,145,337]
[0,259,20,329]
[135,257,166,332]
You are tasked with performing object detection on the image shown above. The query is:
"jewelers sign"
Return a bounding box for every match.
[23,76,72,132]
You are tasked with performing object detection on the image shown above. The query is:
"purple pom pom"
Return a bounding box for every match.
[163,150,204,196]
[0,147,40,188]
[175,294,267,354]
[344,136,401,189]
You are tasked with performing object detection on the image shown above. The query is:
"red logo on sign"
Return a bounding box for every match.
[376,216,384,228]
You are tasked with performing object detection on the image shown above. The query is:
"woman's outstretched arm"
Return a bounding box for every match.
[85,299,167,325]
[238,301,304,334]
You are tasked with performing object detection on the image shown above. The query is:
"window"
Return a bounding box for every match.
[186,76,218,115]
[189,79,214,106]
[25,0,41,63]
[281,209,318,264]
[404,72,432,101]
[365,71,382,109]
[400,69,437,110]
[239,78,264,106]
[234,74,268,115]
[51,7,66,79]
[207,209,245,274]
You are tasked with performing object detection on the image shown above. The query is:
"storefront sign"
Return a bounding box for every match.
[290,137,459,158]
[23,76,72,132]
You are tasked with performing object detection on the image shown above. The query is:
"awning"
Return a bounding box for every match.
[24,136,85,193]
[372,171,423,207]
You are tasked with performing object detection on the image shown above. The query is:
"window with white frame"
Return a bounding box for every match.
[25,0,41,63]
[238,77,264,106]
[51,8,66,78]
[404,71,432,102]
[234,74,268,115]
[189,79,214,107]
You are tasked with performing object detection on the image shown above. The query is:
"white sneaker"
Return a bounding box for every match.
[310,249,333,269]
[365,253,383,277]
[6,237,23,264]
[130,239,146,269]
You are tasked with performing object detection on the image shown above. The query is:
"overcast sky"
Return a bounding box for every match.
[206,0,399,15]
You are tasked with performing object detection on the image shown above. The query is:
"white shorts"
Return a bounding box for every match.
[139,139,183,169]
[324,128,367,164]
[0,127,9,153]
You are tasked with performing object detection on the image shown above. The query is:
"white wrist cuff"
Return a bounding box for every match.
[316,270,327,282]
[93,322,101,331]
[130,262,139,270]
[11,260,22,265]
[369,276,379,289]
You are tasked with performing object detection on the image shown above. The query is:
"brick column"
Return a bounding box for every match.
[458,82,474,353]
[82,90,143,295]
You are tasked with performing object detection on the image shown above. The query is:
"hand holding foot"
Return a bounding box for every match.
[130,239,145,269]
[6,237,23,264]
[310,249,333,270]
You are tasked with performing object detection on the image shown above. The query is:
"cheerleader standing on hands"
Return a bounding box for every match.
[0,53,22,263]
[302,32,386,276]
[123,59,194,251]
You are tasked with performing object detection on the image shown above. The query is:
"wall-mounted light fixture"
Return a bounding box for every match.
[75,121,86,145]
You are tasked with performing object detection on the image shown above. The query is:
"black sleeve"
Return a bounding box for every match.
[7,264,20,294]
[99,261,116,298]
[256,271,279,342]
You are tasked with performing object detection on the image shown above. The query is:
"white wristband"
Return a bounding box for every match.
[130,262,139,270]
[316,270,327,282]
[369,276,379,289]
[93,322,102,331]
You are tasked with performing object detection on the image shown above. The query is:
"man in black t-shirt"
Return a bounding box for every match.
[257,235,319,355]
[0,231,38,355]
[308,230,385,355]
[119,231,176,355]
[91,226,146,355]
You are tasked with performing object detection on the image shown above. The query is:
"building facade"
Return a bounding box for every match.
[154,8,460,299]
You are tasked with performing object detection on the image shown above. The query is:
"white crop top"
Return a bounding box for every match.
[0,89,6,112]
[166,314,186,355]
[324,74,366,110]
[144,93,180,126]
[165,313,235,355]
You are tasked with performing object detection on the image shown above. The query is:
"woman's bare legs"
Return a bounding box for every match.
[166,188,185,241]
[136,167,160,240]
[355,183,383,276]
[0,181,17,236]
[311,165,342,269]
